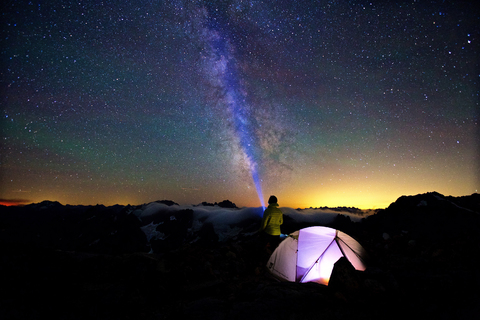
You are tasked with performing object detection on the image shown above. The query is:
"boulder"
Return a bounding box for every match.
[328,257,361,300]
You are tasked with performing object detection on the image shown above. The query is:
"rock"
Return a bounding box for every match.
[216,200,237,208]
[155,200,179,206]
[328,257,361,300]
[184,297,227,320]
[150,209,194,252]
[363,278,386,296]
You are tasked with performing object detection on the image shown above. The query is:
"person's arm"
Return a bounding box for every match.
[260,211,270,232]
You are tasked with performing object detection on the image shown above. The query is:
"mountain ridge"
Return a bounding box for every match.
[1,191,479,319]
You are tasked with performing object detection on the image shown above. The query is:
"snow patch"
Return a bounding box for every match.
[140,222,165,241]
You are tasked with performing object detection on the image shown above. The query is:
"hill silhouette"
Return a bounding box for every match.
[1,192,479,319]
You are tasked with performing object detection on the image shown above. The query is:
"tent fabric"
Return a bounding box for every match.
[266,226,367,285]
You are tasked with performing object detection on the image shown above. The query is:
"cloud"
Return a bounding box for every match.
[136,203,373,243]
[281,207,369,224]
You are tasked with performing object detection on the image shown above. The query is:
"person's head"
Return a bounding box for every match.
[268,195,278,204]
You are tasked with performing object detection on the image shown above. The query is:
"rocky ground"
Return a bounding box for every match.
[1,192,479,319]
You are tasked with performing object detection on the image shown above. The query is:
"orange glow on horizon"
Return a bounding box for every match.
[1,171,477,210]
[0,200,30,207]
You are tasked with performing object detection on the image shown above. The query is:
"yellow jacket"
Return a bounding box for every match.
[260,203,283,236]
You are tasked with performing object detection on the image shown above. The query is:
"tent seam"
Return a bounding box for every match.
[336,237,366,266]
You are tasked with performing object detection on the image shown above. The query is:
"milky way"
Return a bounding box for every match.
[1,1,478,208]
[193,6,265,208]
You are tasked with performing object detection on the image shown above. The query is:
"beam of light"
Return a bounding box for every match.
[204,11,266,210]
[223,62,266,210]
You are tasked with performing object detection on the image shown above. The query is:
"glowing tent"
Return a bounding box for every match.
[266,226,367,285]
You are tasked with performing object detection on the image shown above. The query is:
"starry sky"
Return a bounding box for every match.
[1,0,478,209]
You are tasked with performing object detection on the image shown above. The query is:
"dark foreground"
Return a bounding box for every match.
[1,192,479,319]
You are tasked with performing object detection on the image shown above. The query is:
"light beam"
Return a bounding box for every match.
[204,10,266,209]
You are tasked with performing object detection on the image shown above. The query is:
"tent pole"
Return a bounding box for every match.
[299,238,336,283]
[335,232,347,258]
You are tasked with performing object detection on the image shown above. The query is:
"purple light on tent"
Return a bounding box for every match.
[267,227,367,285]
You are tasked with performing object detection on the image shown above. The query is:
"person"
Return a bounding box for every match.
[260,195,284,254]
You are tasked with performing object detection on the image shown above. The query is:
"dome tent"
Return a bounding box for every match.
[266,226,367,285]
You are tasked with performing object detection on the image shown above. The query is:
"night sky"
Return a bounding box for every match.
[1,0,478,209]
